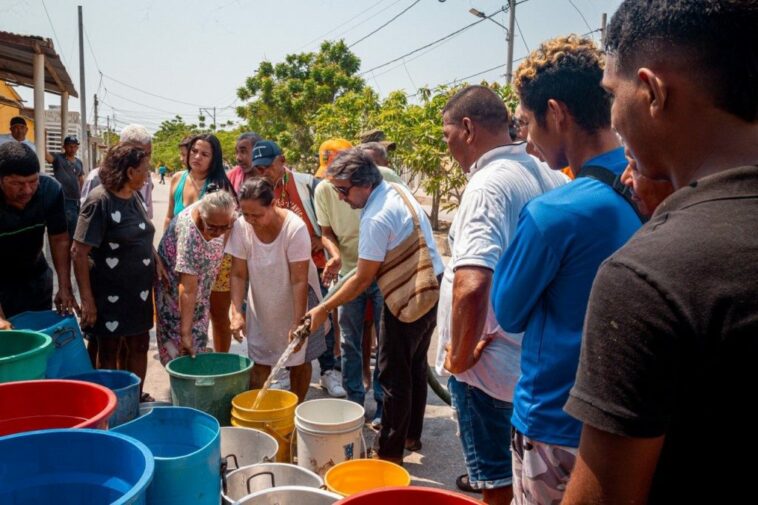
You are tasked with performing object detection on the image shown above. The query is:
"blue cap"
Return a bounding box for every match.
[252,140,282,167]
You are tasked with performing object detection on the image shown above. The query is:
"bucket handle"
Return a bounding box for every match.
[247,471,275,493]
[52,327,77,348]
[195,377,215,387]
[221,453,238,473]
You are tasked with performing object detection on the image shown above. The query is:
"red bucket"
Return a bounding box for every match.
[0,379,117,436]
[336,487,484,505]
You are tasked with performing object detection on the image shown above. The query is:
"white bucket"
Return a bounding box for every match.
[294,399,365,476]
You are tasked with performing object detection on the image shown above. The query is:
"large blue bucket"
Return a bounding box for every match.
[114,406,221,504]
[9,310,93,378]
[0,428,154,504]
[67,370,141,427]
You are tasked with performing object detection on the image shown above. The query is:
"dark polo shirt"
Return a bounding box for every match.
[566,165,758,504]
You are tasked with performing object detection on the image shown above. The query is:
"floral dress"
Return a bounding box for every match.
[155,202,225,365]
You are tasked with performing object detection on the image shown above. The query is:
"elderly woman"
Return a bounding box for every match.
[155,188,236,364]
[228,177,327,403]
[73,143,160,400]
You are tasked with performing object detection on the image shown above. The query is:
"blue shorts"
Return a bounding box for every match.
[449,376,513,489]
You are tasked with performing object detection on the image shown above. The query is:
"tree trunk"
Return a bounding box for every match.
[431,188,440,230]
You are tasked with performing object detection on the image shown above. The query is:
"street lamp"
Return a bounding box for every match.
[468,2,517,83]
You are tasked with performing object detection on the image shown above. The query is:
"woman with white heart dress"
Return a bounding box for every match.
[72,143,159,399]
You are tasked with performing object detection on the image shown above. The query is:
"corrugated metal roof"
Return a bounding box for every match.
[0,30,78,98]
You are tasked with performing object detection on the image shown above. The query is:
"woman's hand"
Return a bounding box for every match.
[230,310,246,342]
[180,332,196,358]
[79,296,98,329]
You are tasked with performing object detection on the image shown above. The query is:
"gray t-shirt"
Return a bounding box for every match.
[52,153,83,200]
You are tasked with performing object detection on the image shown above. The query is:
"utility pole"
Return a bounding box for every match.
[600,13,608,45]
[200,106,217,130]
[93,93,98,167]
[78,5,88,171]
[106,115,110,148]
[505,0,516,84]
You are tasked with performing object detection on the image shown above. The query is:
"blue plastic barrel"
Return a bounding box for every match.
[9,310,93,378]
[114,406,221,504]
[0,428,154,505]
[67,370,141,427]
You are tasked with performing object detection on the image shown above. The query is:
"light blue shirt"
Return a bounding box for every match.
[359,180,444,276]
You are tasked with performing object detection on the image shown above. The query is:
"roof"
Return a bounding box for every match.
[0,30,78,98]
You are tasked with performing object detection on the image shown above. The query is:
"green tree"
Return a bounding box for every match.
[236,40,364,172]
[151,116,197,171]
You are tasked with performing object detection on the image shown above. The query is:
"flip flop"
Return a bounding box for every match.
[140,392,155,402]
[456,474,483,493]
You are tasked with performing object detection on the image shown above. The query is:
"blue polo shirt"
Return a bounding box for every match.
[491,147,641,447]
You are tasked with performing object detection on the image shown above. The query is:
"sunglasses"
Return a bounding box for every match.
[332,183,354,197]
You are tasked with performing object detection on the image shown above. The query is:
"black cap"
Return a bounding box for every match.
[63,135,80,145]
[10,116,26,127]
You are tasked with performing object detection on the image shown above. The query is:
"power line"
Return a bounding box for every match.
[297,0,395,50]
[349,0,422,48]
[40,0,67,68]
[359,7,504,76]
[515,16,530,53]
[568,0,594,35]
[101,73,215,108]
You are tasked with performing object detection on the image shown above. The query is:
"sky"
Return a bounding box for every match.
[2,0,624,133]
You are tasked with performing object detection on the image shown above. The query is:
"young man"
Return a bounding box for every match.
[45,135,84,238]
[438,85,567,504]
[563,2,758,504]
[0,142,76,329]
[490,35,643,505]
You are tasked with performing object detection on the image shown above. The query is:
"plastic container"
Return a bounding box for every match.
[236,485,341,505]
[334,487,485,504]
[0,379,117,436]
[0,329,52,382]
[166,353,252,425]
[0,428,154,505]
[9,310,93,378]
[325,459,410,497]
[67,370,141,427]
[220,426,279,473]
[295,399,365,476]
[232,389,298,462]
[223,463,323,504]
[113,406,221,505]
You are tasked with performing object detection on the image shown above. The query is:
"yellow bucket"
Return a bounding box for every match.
[231,389,298,463]
[324,459,411,497]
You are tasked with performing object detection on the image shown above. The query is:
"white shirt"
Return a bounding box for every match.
[359,180,444,276]
[434,143,568,401]
[226,211,323,366]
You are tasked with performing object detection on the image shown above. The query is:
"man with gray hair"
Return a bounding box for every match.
[304,148,444,464]
[80,124,154,218]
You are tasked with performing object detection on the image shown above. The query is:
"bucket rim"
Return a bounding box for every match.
[113,406,221,461]
[225,462,322,481]
[165,352,252,379]
[0,330,52,364]
[0,427,155,505]
[237,485,342,502]
[295,398,365,428]
[324,461,411,497]
[232,389,299,414]
[334,485,484,503]
[64,369,141,392]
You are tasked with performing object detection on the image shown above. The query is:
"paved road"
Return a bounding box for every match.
[143,174,473,493]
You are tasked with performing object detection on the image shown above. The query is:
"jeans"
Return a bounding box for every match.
[316,277,336,374]
[339,281,384,406]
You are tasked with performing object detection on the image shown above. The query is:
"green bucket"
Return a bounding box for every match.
[166,353,252,426]
[0,330,53,383]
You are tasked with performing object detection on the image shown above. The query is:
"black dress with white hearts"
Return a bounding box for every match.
[75,185,155,337]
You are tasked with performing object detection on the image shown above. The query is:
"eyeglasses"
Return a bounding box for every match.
[202,218,232,233]
[332,183,354,197]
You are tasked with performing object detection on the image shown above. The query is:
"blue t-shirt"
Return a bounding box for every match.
[491,147,641,447]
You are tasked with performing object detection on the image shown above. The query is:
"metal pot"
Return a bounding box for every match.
[234,485,341,505]
[220,427,279,474]
[223,463,323,503]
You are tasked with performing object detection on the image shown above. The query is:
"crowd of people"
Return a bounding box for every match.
[1,1,755,503]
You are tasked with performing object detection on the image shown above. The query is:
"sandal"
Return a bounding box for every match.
[456,473,483,493]
[404,439,422,452]
[140,392,155,403]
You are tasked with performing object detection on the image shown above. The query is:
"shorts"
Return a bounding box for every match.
[511,428,577,505]
[449,376,513,489]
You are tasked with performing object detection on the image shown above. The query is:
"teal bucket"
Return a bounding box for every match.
[166,353,252,425]
[0,330,52,383]
[67,370,141,427]
[0,428,154,504]
[114,406,221,505]
[9,310,93,378]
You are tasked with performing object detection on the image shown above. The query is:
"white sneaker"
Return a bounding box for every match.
[320,370,346,397]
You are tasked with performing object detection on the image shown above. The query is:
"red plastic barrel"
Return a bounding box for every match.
[336,487,484,505]
[0,379,117,436]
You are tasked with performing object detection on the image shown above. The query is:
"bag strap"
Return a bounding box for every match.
[388,182,421,230]
[577,165,647,223]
